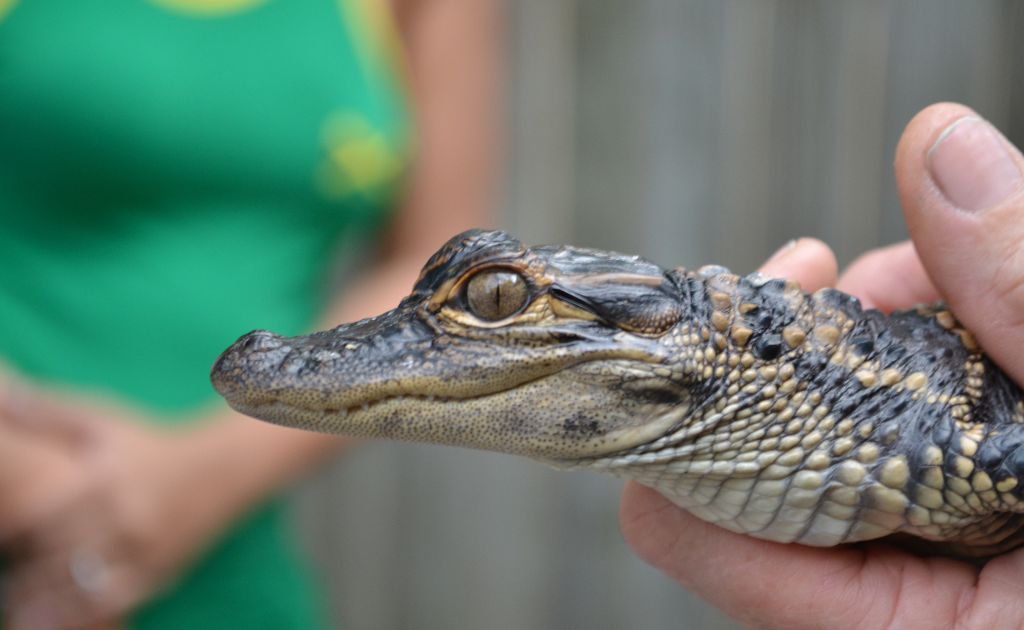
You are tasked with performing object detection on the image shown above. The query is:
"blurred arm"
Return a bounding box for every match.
[0,5,502,626]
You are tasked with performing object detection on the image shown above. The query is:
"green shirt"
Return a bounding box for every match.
[0,0,408,626]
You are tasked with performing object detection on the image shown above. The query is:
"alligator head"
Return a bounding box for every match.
[211,229,693,462]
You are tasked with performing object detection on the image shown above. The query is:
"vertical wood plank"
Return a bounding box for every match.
[714,0,778,269]
[826,1,891,264]
[503,0,578,245]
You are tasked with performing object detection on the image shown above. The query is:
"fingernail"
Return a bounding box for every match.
[765,239,797,265]
[928,116,1023,213]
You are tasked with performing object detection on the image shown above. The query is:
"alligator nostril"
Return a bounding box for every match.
[211,331,291,400]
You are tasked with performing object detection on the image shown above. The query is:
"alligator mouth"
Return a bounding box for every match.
[236,391,462,425]
[224,363,689,464]
[210,327,603,431]
[212,323,679,459]
[225,372,552,431]
[228,380,553,452]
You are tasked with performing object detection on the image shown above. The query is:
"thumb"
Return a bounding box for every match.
[896,102,1024,384]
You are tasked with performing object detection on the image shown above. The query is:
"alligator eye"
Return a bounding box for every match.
[465,270,529,321]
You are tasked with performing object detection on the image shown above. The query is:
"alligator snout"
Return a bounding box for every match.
[210,321,417,415]
[210,329,293,404]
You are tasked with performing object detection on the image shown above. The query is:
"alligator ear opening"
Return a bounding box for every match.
[549,287,592,312]
[550,281,681,335]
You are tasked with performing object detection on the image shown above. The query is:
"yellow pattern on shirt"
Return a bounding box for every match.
[148,0,266,17]
[0,0,19,22]
[316,112,404,201]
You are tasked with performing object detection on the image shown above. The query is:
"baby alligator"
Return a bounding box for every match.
[211,229,1024,557]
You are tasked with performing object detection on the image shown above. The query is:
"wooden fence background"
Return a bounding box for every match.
[293,2,1024,628]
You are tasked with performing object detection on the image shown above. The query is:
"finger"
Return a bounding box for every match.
[5,543,139,630]
[6,568,138,630]
[0,383,102,446]
[0,450,93,549]
[7,477,108,558]
[758,237,838,292]
[619,482,975,628]
[837,241,941,311]
[895,102,1024,383]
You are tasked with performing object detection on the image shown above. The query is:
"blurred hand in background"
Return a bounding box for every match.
[0,378,85,548]
[1,387,208,629]
[0,0,497,628]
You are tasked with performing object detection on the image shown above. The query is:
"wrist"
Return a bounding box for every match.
[180,408,348,523]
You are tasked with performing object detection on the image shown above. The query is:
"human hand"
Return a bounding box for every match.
[0,372,90,545]
[0,386,242,630]
[620,102,1024,628]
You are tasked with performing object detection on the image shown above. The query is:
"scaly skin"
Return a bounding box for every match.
[211,229,1024,556]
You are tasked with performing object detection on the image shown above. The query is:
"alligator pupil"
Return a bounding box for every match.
[466,269,529,321]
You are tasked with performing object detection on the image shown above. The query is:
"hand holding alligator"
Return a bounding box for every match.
[621,102,1024,628]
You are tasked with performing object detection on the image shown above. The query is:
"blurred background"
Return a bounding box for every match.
[2,1,1021,629]
[294,1,1024,629]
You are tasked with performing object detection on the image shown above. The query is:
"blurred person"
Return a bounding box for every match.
[0,0,499,628]
[621,102,1024,628]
